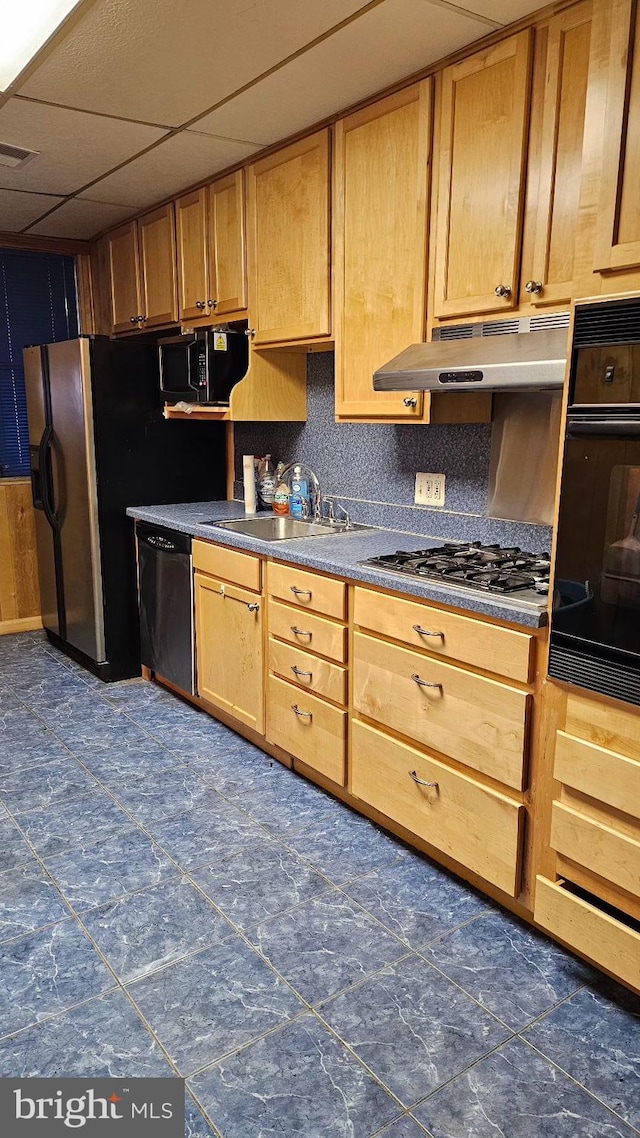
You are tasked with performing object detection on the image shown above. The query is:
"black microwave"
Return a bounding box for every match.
[158,326,249,404]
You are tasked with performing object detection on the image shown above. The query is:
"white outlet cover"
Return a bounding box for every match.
[415,472,446,507]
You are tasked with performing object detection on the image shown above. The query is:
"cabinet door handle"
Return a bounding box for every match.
[525,280,544,295]
[245,328,256,338]
[216,585,260,612]
[494,284,511,298]
[208,299,217,308]
[129,316,138,324]
[411,673,443,691]
[409,769,439,792]
[291,704,312,719]
[291,665,312,679]
[413,624,444,640]
[403,396,418,408]
[291,626,312,639]
[291,585,312,598]
[195,300,206,310]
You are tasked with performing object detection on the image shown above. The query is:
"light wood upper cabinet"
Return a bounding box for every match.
[593,0,640,274]
[334,83,432,421]
[108,207,177,333]
[209,170,247,316]
[195,570,264,734]
[137,203,178,329]
[433,30,533,320]
[525,2,592,307]
[176,187,209,322]
[247,129,331,345]
[107,222,141,334]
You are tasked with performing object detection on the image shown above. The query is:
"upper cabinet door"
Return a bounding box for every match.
[334,82,432,421]
[176,188,209,322]
[209,170,247,316]
[594,0,640,273]
[138,203,178,330]
[108,222,141,334]
[433,31,533,320]
[527,2,592,307]
[247,129,331,345]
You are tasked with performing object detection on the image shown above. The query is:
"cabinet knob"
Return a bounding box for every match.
[208,299,217,308]
[403,396,418,408]
[195,300,206,310]
[245,327,256,338]
[494,284,512,298]
[130,316,137,324]
[525,280,544,295]
[139,315,147,323]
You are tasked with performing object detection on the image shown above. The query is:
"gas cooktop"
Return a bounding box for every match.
[360,542,551,608]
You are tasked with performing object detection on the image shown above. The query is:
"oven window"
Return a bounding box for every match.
[572,345,640,406]
[554,439,640,660]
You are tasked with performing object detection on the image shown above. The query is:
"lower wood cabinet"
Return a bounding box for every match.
[266,674,346,785]
[535,876,640,992]
[352,630,529,790]
[194,571,264,734]
[351,719,524,896]
[268,636,347,705]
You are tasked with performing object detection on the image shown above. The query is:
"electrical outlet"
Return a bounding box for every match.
[415,472,446,507]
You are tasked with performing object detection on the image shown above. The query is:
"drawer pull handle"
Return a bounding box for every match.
[291,626,312,639]
[411,673,443,691]
[409,769,439,792]
[291,586,312,598]
[291,704,312,719]
[291,665,312,679]
[413,624,444,640]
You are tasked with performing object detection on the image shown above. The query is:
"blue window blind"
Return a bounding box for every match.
[0,248,78,477]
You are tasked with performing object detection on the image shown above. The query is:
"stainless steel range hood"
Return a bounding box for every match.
[373,325,569,393]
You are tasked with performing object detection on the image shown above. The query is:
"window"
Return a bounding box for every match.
[0,248,78,477]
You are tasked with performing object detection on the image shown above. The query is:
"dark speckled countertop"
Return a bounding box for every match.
[126,501,548,629]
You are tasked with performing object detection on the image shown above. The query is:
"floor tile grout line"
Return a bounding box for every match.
[517,1034,640,1136]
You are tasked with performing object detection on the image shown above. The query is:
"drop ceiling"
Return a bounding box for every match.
[0,0,551,240]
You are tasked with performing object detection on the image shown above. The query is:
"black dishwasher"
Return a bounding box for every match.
[136,522,194,694]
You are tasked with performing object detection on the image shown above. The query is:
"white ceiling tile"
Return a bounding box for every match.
[0,188,63,231]
[445,0,549,24]
[27,197,137,238]
[0,98,166,195]
[196,0,492,146]
[18,0,373,126]
[82,131,260,209]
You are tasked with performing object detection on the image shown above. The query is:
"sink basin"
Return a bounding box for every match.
[200,516,372,541]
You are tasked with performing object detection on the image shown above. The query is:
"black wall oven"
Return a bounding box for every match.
[550,297,640,705]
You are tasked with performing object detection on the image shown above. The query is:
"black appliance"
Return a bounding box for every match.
[360,542,550,610]
[24,336,226,682]
[136,524,194,694]
[158,326,249,404]
[549,296,640,705]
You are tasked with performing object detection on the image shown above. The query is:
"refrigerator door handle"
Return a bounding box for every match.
[40,427,59,530]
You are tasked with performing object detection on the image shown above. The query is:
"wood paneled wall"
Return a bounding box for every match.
[0,479,42,635]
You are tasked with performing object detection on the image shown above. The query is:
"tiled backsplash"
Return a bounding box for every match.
[234,353,553,551]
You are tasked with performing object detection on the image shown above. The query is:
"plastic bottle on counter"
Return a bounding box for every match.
[273,462,290,516]
[257,454,276,509]
[242,454,257,514]
[289,464,310,519]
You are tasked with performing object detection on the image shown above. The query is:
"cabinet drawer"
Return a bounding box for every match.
[352,720,523,896]
[193,541,261,592]
[266,674,346,785]
[550,801,640,900]
[535,876,640,993]
[555,731,640,822]
[565,693,640,765]
[353,631,528,789]
[268,637,346,705]
[268,599,347,663]
[354,586,533,683]
[268,562,345,619]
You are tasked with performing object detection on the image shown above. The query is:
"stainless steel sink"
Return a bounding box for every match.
[200,516,372,541]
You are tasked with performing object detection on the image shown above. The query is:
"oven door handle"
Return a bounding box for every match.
[567,418,640,437]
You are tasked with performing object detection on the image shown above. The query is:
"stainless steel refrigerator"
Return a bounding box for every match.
[24,336,225,681]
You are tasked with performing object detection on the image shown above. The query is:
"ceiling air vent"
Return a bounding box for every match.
[0,142,38,169]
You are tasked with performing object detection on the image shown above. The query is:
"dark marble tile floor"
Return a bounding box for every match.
[0,631,638,1137]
